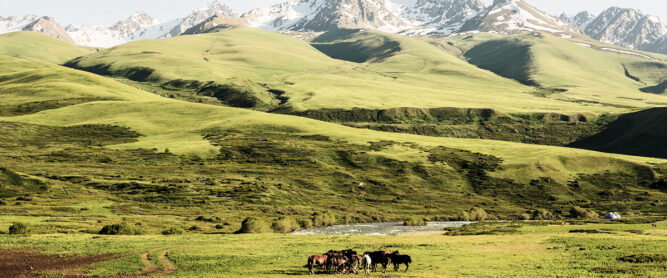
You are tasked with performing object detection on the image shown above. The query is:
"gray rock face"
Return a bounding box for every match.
[22,16,76,44]
[574,7,667,54]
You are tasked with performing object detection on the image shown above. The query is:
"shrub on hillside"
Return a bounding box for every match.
[456,208,488,221]
[570,206,599,219]
[272,217,299,233]
[299,219,313,229]
[99,223,141,235]
[313,213,336,227]
[519,213,531,220]
[236,217,271,234]
[195,215,221,223]
[0,200,6,206]
[531,209,555,220]
[161,227,184,235]
[469,208,488,221]
[456,210,470,221]
[403,217,427,226]
[9,223,29,234]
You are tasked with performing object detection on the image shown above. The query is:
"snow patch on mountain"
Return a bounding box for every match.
[460,0,580,35]
[0,15,39,33]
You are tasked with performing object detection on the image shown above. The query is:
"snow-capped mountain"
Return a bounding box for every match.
[560,11,595,31]
[571,7,666,54]
[66,12,179,47]
[1,15,76,44]
[1,0,666,54]
[241,0,485,34]
[167,1,237,37]
[398,0,486,34]
[182,15,248,35]
[0,15,39,33]
[65,1,238,47]
[460,0,580,36]
[242,0,412,33]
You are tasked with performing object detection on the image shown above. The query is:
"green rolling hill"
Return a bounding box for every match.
[439,32,667,110]
[0,31,95,64]
[1,54,665,226]
[63,27,629,115]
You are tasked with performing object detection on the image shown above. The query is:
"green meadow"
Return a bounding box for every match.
[0,221,665,277]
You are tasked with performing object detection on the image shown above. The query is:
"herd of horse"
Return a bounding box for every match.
[307,249,412,275]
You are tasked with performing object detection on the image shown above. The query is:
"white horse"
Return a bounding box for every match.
[361,254,372,274]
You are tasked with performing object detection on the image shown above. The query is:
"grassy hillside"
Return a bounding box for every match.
[570,108,667,158]
[64,27,629,114]
[0,31,95,64]
[1,55,666,232]
[0,55,159,116]
[439,32,667,109]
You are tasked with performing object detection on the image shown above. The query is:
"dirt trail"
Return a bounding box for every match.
[126,249,177,277]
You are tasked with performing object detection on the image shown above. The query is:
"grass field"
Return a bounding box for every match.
[0,221,665,277]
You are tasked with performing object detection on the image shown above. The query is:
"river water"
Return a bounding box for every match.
[292,221,472,235]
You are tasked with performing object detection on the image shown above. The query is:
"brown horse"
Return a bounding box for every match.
[307,254,328,275]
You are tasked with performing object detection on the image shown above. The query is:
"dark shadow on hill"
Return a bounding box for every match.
[311,29,401,63]
[282,107,612,146]
[0,98,114,116]
[65,58,284,111]
[640,80,667,95]
[64,58,156,82]
[569,108,667,159]
[464,39,539,86]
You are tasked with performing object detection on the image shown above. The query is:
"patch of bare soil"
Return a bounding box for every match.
[0,247,114,277]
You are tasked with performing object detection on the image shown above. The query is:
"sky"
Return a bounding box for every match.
[1,0,665,26]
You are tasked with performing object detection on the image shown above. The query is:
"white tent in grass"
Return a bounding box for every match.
[605,212,621,220]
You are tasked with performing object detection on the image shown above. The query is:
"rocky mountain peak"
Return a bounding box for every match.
[22,16,76,44]
[110,12,158,34]
[581,6,666,54]
[460,0,579,35]
[169,1,237,36]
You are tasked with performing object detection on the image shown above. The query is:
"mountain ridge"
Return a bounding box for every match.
[0,0,665,54]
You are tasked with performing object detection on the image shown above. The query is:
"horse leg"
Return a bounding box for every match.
[405,263,409,272]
